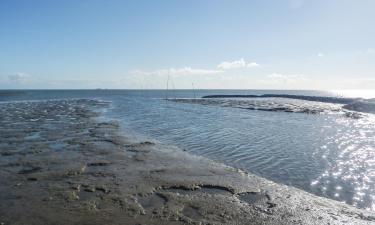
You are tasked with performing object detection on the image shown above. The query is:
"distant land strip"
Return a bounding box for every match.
[0,90,26,96]
[202,94,361,104]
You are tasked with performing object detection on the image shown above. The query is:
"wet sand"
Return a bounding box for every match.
[0,99,375,225]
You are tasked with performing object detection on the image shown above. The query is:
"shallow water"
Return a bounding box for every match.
[1,89,375,210]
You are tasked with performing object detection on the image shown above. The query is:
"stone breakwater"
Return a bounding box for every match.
[0,99,375,225]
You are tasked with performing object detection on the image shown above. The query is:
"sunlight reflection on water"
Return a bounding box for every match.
[310,114,375,210]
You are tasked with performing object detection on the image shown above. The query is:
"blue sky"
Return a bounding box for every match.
[0,0,374,89]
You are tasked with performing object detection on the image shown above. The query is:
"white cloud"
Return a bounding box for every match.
[366,48,375,54]
[247,62,260,68]
[318,53,325,57]
[130,67,224,77]
[217,58,259,70]
[8,73,31,84]
[217,58,246,69]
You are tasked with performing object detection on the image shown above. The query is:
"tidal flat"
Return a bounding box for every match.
[1,99,375,225]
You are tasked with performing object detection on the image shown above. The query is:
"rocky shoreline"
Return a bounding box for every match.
[169,98,365,119]
[1,99,375,224]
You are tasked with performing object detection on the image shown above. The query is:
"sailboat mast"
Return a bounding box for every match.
[192,82,196,99]
[166,71,170,100]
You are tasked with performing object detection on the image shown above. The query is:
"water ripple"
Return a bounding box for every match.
[105,95,375,211]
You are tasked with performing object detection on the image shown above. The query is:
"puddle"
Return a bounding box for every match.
[79,190,97,201]
[238,192,269,205]
[182,206,203,220]
[138,193,166,211]
[25,132,41,140]
[49,142,68,150]
[18,166,42,174]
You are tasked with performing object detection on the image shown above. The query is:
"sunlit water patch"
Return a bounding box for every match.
[310,115,375,209]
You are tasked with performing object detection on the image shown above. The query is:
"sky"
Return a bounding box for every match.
[0,0,374,90]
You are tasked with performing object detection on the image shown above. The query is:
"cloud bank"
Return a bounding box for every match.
[8,73,31,84]
[130,67,224,77]
[217,58,259,70]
